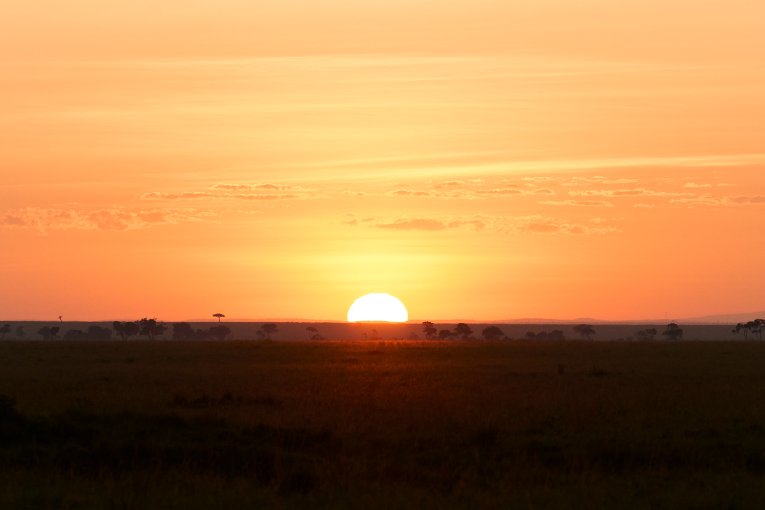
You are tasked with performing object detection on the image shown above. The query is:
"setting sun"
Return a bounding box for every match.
[347,293,409,323]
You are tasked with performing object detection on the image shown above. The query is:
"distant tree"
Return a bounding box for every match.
[573,324,595,340]
[113,321,125,340]
[173,322,196,340]
[0,324,10,339]
[15,326,25,339]
[756,319,765,341]
[35,326,60,340]
[124,322,139,339]
[213,313,225,323]
[548,329,566,341]
[87,325,112,341]
[733,320,765,341]
[662,323,684,341]
[422,321,437,340]
[482,326,504,341]
[138,318,167,340]
[209,325,231,341]
[636,328,658,341]
[63,329,85,341]
[306,326,323,340]
[113,321,139,340]
[259,323,278,341]
[525,331,537,340]
[438,329,453,340]
[454,323,473,340]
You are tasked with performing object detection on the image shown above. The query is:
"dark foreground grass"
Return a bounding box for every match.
[2,340,765,508]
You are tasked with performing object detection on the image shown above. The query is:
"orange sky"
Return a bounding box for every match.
[2,1,764,321]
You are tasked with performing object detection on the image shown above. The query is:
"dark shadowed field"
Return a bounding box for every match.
[2,340,765,508]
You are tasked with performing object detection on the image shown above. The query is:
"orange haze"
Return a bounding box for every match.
[2,1,764,321]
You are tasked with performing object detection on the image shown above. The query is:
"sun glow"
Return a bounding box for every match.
[347,293,409,323]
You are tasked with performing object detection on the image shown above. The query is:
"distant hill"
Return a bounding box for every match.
[678,311,765,325]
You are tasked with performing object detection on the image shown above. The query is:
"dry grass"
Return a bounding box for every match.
[2,339,765,508]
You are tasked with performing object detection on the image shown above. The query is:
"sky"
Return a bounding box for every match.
[2,1,764,322]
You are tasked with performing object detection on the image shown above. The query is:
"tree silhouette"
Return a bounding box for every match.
[213,313,225,323]
[482,326,504,341]
[113,321,139,340]
[306,326,323,340]
[173,322,196,340]
[258,323,278,341]
[438,329,453,340]
[454,323,473,340]
[733,320,764,340]
[549,329,566,341]
[138,318,167,340]
[0,324,10,340]
[422,321,437,340]
[209,325,231,341]
[87,326,112,341]
[573,324,595,340]
[636,328,658,341]
[662,323,684,341]
[63,329,85,341]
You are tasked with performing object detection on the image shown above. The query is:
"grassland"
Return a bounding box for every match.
[2,339,765,508]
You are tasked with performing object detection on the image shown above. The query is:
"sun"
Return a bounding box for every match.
[347,293,409,323]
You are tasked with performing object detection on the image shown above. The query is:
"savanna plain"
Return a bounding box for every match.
[2,339,765,509]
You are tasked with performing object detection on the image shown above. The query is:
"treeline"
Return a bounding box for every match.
[2,319,285,341]
[417,322,694,341]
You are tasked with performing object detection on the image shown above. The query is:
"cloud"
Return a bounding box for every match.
[560,176,639,186]
[569,188,695,198]
[729,195,765,204]
[512,216,618,235]
[0,207,215,232]
[540,200,614,207]
[387,189,433,197]
[347,216,486,231]
[375,218,449,230]
[212,183,310,192]
[140,191,218,200]
[141,183,314,201]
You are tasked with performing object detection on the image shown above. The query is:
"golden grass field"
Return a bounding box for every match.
[2,339,765,508]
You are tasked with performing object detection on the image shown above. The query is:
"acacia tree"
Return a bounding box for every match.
[454,323,473,340]
[306,326,323,340]
[482,326,504,341]
[258,323,278,340]
[138,318,167,340]
[173,322,195,340]
[636,328,658,341]
[209,325,231,341]
[662,323,684,341]
[734,319,765,340]
[113,321,139,340]
[573,324,595,340]
[438,329,453,340]
[213,313,225,323]
[422,322,437,340]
